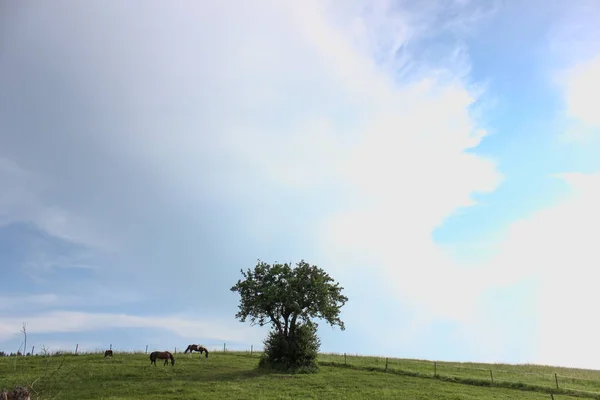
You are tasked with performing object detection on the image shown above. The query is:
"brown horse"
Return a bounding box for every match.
[104,350,113,358]
[1,386,30,400]
[150,351,175,366]
[184,344,209,358]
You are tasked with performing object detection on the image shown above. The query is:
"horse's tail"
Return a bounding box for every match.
[184,345,190,354]
[204,348,209,358]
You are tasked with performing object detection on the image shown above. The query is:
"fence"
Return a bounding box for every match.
[317,353,600,397]
[5,344,600,397]
[0,343,264,357]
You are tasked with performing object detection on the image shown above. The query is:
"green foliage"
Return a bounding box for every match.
[231,260,347,370]
[259,322,321,373]
[230,260,348,332]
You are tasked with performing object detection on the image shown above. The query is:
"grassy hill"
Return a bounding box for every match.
[319,353,600,396]
[0,351,596,399]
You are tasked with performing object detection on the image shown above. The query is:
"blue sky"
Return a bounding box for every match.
[1,0,600,368]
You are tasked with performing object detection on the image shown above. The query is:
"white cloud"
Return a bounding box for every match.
[476,172,600,368]
[214,1,505,326]
[0,310,266,345]
[0,290,142,311]
[0,1,499,260]
[550,0,600,143]
[564,56,600,127]
[559,55,600,141]
[319,80,502,324]
[0,0,502,359]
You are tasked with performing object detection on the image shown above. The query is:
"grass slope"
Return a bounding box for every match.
[319,353,600,396]
[0,352,589,399]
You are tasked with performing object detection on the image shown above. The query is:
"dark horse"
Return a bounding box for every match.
[184,344,209,358]
[149,351,175,366]
[104,350,113,358]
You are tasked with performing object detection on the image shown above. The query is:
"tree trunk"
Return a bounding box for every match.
[283,312,291,336]
[289,314,298,338]
[268,312,284,335]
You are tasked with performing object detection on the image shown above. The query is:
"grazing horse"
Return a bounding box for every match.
[149,351,175,366]
[184,344,209,358]
[1,386,30,400]
[104,350,113,358]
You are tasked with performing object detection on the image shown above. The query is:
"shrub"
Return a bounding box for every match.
[259,321,320,373]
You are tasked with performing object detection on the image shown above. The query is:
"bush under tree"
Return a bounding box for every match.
[230,260,348,372]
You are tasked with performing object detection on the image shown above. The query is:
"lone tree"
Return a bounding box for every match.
[230,260,348,372]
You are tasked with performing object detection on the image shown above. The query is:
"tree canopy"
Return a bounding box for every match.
[230,260,348,339]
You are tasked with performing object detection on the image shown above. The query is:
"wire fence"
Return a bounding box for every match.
[317,352,600,396]
[0,342,263,358]
[5,344,600,397]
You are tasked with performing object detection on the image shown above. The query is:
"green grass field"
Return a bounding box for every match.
[318,353,600,395]
[0,352,596,399]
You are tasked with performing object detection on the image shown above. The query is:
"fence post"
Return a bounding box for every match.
[145,345,148,354]
[251,345,253,357]
[385,357,388,372]
[174,347,177,354]
[31,346,35,356]
[434,362,437,377]
[344,353,347,365]
[223,343,226,352]
[490,370,494,384]
[75,344,78,355]
[110,344,112,351]
[555,373,559,389]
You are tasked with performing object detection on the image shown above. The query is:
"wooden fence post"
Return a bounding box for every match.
[555,373,559,389]
[344,353,347,365]
[385,357,388,372]
[434,362,437,377]
[223,343,226,352]
[174,347,177,354]
[110,344,112,351]
[145,345,148,354]
[75,344,78,355]
[251,345,253,357]
[31,346,35,356]
[490,370,494,384]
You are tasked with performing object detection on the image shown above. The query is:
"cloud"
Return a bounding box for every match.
[0,310,266,345]
[555,55,600,142]
[0,290,142,312]
[564,56,600,127]
[549,1,600,143]
[473,172,600,368]
[319,80,502,323]
[0,0,504,359]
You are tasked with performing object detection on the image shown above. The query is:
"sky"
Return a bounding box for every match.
[1,0,600,368]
